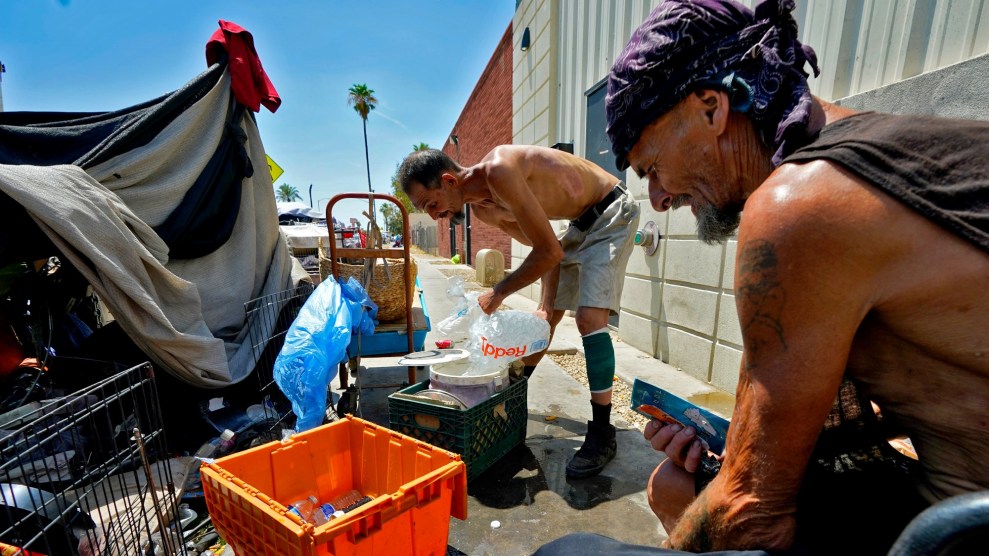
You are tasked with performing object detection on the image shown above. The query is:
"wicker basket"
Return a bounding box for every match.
[319,253,417,322]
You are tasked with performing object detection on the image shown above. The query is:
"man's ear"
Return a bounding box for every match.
[440,171,458,188]
[690,89,730,135]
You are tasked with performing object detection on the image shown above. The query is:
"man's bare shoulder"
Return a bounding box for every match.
[742,159,891,245]
[480,145,535,180]
[482,145,588,187]
[482,144,521,162]
[735,157,923,299]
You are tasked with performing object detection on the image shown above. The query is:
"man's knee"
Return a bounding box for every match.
[647,460,671,517]
[648,459,697,531]
[574,306,610,336]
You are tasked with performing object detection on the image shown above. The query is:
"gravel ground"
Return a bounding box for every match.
[547,352,650,432]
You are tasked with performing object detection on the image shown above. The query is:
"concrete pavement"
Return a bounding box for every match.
[337,253,735,556]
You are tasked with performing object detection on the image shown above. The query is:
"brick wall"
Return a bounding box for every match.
[437,24,513,268]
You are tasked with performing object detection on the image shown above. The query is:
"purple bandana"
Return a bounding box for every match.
[606,0,820,171]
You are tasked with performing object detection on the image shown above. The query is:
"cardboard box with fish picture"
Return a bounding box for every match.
[630,378,731,454]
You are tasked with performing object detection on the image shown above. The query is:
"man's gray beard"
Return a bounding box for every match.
[696,203,741,245]
[449,208,466,225]
[670,195,741,245]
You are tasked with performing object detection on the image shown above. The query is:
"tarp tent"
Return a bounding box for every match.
[0,24,307,388]
[277,201,325,223]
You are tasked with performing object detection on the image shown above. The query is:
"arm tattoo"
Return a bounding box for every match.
[737,240,787,365]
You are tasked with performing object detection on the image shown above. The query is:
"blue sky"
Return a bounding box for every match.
[1,0,515,219]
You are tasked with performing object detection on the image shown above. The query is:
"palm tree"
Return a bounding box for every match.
[347,84,378,193]
[412,142,429,152]
[276,183,302,202]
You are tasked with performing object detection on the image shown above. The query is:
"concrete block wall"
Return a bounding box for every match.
[407,213,438,255]
[407,212,434,232]
[618,178,742,389]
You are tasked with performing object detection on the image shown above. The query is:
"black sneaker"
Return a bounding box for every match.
[566,421,617,479]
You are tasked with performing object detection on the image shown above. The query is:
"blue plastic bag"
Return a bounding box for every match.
[339,276,378,333]
[272,277,376,431]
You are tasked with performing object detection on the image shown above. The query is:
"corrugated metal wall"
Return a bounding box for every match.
[803,0,989,100]
[514,0,989,390]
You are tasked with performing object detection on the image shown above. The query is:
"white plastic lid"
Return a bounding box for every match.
[220,429,235,441]
[397,348,470,366]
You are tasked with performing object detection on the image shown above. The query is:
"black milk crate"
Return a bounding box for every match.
[388,378,527,481]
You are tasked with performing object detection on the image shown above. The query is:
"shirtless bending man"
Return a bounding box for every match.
[542,0,989,554]
[398,145,639,478]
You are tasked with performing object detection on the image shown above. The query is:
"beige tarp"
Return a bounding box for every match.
[0,70,308,387]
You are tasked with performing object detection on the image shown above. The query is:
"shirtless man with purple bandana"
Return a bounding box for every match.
[536,0,989,554]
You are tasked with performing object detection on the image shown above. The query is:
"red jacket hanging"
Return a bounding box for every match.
[206,20,281,113]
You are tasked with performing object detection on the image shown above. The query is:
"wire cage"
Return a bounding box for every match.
[242,283,316,434]
[0,362,188,556]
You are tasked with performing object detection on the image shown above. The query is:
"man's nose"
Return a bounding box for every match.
[649,187,673,212]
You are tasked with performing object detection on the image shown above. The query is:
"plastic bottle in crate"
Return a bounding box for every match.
[310,503,341,525]
[327,489,373,513]
[294,490,369,525]
[287,495,319,522]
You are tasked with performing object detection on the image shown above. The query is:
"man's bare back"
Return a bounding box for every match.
[464,145,621,243]
[399,144,632,316]
[746,102,989,503]
[732,141,989,530]
[817,165,989,501]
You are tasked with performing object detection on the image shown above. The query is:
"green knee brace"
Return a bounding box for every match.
[583,332,615,393]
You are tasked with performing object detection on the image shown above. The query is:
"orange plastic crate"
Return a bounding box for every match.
[200,415,467,556]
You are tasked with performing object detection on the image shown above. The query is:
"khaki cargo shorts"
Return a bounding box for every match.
[553,186,639,315]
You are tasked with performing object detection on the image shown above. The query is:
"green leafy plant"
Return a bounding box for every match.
[275,183,302,202]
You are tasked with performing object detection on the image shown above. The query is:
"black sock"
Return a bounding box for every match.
[523,365,536,378]
[591,401,611,425]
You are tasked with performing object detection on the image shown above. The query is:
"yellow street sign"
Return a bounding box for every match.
[265,154,284,183]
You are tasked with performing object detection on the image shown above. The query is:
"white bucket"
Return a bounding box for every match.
[429,359,509,409]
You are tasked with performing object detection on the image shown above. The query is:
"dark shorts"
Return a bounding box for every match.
[691,448,926,555]
[695,380,930,555]
[793,446,927,555]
